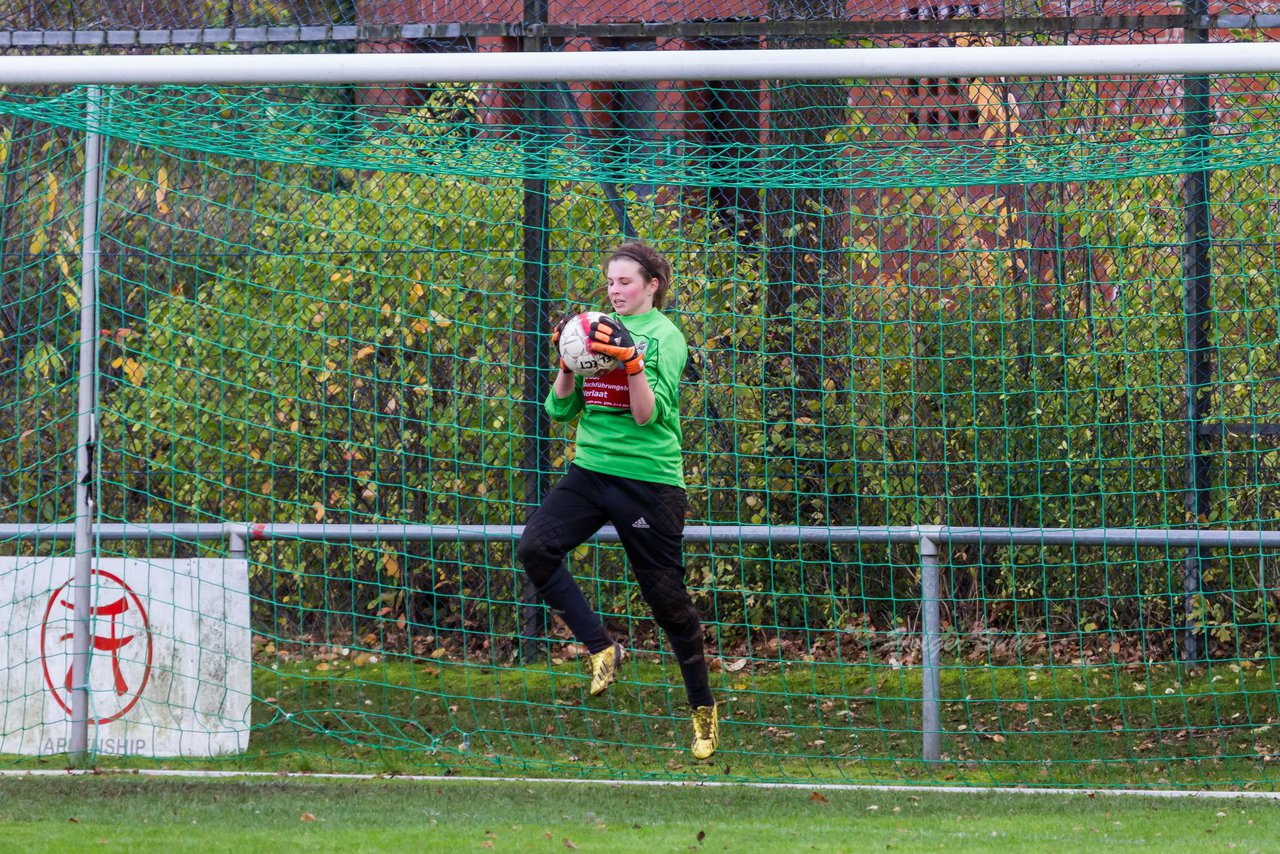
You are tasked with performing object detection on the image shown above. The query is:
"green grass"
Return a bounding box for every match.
[5,650,1280,790]
[2,776,1278,852]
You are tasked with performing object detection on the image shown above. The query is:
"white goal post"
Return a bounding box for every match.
[0,42,1278,84]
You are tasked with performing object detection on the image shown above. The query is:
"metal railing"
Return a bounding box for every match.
[6,520,1280,764]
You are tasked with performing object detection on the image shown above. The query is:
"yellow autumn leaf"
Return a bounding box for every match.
[973,252,999,288]
[42,173,58,223]
[954,33,990,49]
[312,501,325,522]
[28,229,47,254]
[1004,93,1021,136]
[123,358,145,385]
[354,345,376,360]
[967,81,999,115]
[382,552,400,578]
[156,167,171,214]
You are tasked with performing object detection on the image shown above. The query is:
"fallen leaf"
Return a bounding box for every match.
[563,839,579,850]
[809,791,828,804]
[301,812,316,822]
[696,830,706,842]
[724,658,748,673]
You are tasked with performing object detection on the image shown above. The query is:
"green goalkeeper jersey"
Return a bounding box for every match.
[545,308,687,489]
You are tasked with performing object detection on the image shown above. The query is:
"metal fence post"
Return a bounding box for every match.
[920,533,942,764]
[1182,0,1213,665]
[70,86,105,767]
[517,0,553,663]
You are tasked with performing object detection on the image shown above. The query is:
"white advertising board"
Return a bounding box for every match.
[0,557,251,758]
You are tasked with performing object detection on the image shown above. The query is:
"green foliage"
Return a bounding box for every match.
[4,90,1280,659]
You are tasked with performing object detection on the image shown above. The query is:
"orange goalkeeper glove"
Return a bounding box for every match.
[589,315,644,376]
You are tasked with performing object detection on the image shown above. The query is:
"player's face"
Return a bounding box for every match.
[606,258,659,316]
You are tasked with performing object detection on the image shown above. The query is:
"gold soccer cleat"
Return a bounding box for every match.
[588,641,625,696]
[690,701,719,760]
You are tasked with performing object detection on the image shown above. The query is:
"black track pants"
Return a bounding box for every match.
[517,464,713,708]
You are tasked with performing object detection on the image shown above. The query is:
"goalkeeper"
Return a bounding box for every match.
[517,240,718,761]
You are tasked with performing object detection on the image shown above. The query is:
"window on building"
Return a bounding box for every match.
[905,4,983,135]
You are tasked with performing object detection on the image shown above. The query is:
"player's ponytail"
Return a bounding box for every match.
[606,241,672,309]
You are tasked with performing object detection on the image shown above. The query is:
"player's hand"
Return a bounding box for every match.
[589,315,644,376]
[550,314,572,373]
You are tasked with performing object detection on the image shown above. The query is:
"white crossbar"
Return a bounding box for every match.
[0,43,1279,85]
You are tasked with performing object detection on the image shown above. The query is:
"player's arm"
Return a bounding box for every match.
[589,316,655,426]
[626,371,656,426]
[639,326,683,428]
[552,366,577,400]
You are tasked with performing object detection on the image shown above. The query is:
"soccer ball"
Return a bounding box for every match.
[558,311,619,377]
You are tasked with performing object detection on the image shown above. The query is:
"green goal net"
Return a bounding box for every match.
[2,63,1280,789]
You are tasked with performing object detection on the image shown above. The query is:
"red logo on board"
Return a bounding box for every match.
[39,570,153,724]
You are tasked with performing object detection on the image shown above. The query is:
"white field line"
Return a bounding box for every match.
[1,768,1278,800]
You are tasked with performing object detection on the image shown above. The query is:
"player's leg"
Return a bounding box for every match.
[516,465,624,693]
[610,478,718,759]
